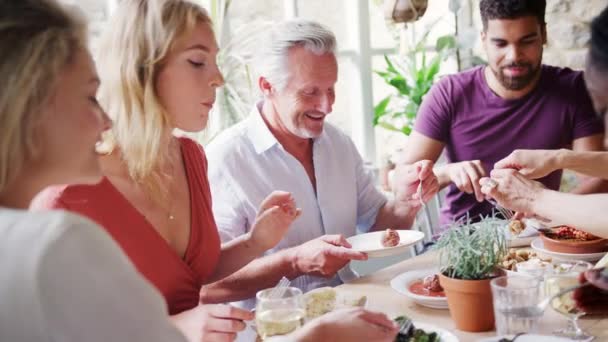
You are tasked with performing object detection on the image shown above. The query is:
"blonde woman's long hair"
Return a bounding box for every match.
[97,0,211,200]
[0,0,86,195]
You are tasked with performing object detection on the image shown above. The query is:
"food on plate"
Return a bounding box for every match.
[508,219,525,236]
[546,226,600,241]
[394,316,441,342]
[540,226,608,254]
[303,287,367,319]
[408,274,446,298]
[381,228,400,247]
[422,274,443,293]
[501,248,551,271]
[303,287,336,319]
[340,294,368,308]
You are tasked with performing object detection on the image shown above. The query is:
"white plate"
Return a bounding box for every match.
[480,334,574,342]
[390,268,448,309]
[414,322,459,342]
[509,235,537,248]
[531,238,607,262]
[347,230,424,258]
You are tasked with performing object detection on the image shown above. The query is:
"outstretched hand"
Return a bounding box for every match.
[251,191,301,251]
[292,235,368,278]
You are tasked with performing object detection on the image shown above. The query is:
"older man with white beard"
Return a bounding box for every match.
[202,19,438,308]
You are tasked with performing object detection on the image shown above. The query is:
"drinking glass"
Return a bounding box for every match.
[255,287,305,340]
[491,275,543,335]
[544,261,593,340]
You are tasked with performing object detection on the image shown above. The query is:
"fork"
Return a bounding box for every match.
[417,179,425,209]
[269,276,291,299]
[396,316,414,337]
[498,332,526,342]
[487,198,514,220]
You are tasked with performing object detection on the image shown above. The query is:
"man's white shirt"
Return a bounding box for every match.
[206,102,387,306]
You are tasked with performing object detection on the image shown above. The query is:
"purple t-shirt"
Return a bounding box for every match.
[414,65,604,225]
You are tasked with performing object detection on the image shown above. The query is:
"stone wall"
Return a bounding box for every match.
[543,0,607,70]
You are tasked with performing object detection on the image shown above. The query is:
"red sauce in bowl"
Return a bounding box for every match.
[408,280,446,297]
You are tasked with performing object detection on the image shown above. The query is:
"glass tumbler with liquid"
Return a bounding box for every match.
[255,287,305,340]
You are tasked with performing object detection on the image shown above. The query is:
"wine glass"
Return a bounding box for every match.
[544,261,593,340]
[255,287,305,340]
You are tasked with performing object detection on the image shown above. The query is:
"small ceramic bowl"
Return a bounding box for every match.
[540,228,608,254]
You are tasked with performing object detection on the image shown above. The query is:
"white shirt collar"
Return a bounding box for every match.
[246,101,327,155]
[246,101,279,155]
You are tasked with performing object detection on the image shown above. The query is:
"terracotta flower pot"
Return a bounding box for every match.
[439,272,501,332]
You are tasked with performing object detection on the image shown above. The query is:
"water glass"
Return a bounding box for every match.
[491,275,542,335]
[255,287,305,340]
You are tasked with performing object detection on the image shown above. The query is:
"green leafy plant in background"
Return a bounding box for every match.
[193,0,268,143]
[434,217,507,280]
[373,29,456,136]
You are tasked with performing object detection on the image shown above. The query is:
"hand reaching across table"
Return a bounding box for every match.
[574,267,608,315]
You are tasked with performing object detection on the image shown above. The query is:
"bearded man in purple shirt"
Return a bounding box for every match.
[401,0,605,225]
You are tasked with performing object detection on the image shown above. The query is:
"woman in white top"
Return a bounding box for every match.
[0,0,398,341]
[0,1,186,341]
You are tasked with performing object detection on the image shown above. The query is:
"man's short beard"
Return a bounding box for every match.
[492,61,541,91]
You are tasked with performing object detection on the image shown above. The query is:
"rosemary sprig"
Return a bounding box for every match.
[434,215,507,280]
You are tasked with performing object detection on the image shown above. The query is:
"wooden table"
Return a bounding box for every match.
[336,252,608,341]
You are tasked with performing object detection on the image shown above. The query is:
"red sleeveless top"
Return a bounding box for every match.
[35,137,221,315]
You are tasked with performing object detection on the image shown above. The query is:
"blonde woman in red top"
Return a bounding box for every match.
[34,0,301,340]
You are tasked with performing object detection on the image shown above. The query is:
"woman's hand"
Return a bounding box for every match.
[170,304,253,342]
[250,191,301,251]
[289,308,398,342]
[574,267,608,315]
[479,169,545,215]
[494,149,562,179]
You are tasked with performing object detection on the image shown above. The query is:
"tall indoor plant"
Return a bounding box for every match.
[373,30,455,136]
[434,218,507,332]
[193,0,267,143]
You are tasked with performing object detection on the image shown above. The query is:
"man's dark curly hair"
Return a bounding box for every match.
[480,0,546,30]
[590,5,608,72]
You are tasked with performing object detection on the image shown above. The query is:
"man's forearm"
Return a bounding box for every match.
[200,249,298,304]
[208,233,266,283]
[371,200,418,231]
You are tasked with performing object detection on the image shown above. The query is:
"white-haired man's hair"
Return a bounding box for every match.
[254,19,337,92]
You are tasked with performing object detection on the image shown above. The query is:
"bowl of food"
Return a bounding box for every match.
[390,268,448,309]
[540,226,608,254]
[500,248,552,278]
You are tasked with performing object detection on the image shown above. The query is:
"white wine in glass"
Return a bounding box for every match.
[255,287,305,340]
[256,307,306,340]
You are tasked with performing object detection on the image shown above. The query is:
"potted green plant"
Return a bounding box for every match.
[434,217,507,332]
[373,30,455,136]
